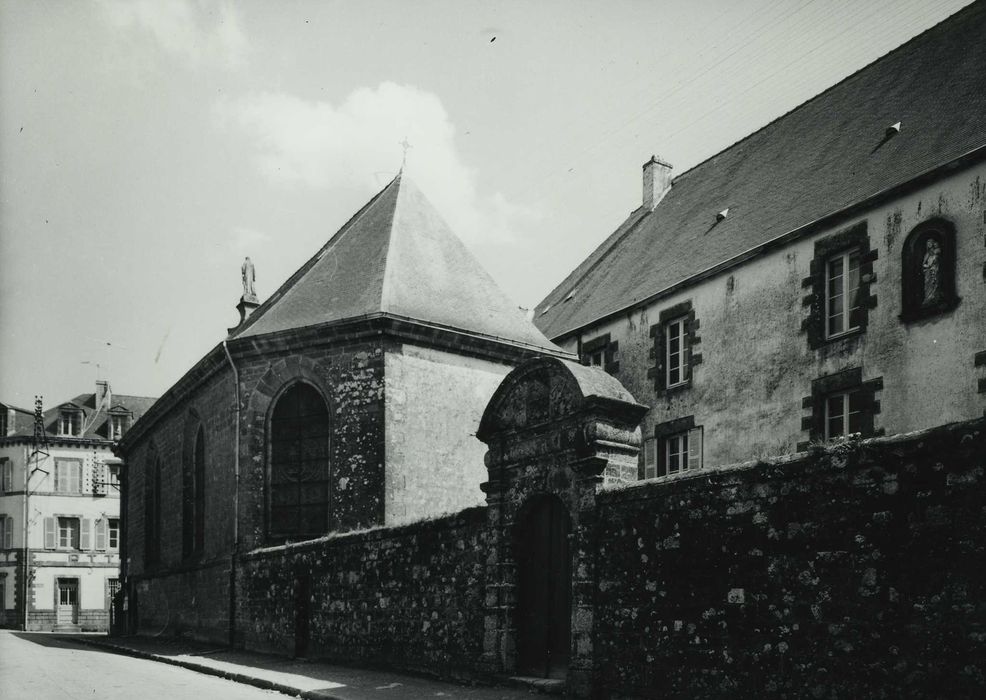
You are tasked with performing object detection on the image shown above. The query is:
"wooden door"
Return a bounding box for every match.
[515,496,572,678]
[57,579,79,625]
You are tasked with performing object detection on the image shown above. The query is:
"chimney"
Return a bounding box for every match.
[642,155,673,210]
[95,380,111,410]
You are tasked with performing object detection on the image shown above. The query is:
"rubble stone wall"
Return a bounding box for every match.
[592,419,986,698]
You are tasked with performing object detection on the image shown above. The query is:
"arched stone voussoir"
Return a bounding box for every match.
[477,356,647,444]
[246,355,332,418]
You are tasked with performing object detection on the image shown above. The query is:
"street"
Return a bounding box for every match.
[0,630,282,700]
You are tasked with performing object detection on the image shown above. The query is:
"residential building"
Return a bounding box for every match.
[533,3,986,478]
[0,382,155,631]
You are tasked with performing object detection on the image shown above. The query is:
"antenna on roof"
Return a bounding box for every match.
[29,395,49,464]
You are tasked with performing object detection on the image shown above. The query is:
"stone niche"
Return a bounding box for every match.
[476,357,646,696]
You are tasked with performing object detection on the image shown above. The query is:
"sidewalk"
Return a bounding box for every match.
[73,634,546,699]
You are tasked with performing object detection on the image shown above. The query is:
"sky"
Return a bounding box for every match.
[0,0,975,409]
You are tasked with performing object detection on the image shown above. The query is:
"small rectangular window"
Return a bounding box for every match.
[59,411,82,437]
[57,517,80,549]
[0,458,12,493]
[110,415,128,440]
[108,518,119,549]
[665,317,690,387]
[825,249,861,337]
[825,390,864,439]
[55,460,82,494]
[657,426,704,477]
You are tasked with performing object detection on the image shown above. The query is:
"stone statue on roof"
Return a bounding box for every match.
[241,256,257,301]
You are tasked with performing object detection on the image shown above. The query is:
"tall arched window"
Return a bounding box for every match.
[144,453,161,566]
[269,383,330,539]
[193,426,206,552]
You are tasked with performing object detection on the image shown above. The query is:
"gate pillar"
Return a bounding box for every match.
[477,357,647,696]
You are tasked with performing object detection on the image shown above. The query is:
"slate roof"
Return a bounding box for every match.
[534,1,986,340]
[1,391,158,442]
[234,173,561,354]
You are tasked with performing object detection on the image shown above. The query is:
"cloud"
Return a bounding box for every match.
[213,83,540,244]
[98,0,247,69]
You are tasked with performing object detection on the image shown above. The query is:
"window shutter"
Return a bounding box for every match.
[95,519,107,550]
[80,518,91,550]
[44,517,56,549]
[4,516,12,548]
[687,427,703,470]
[1,459,10,492]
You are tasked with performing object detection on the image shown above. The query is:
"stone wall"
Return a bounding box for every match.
[593,419,986,698]
[236,507,488,679]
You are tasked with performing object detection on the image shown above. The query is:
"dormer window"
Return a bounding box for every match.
[110,414,129,440]
[58,410,82,437]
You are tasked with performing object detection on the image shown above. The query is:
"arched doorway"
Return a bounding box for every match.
[514,495,572,679]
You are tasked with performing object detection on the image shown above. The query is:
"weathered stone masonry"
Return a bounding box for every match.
[237,507,488,675]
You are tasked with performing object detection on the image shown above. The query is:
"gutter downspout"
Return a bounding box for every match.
[21,445,29,631]
[222,340,240,647]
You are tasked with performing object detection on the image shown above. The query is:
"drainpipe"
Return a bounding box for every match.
[222,340,241,647]
[21,445,29,631]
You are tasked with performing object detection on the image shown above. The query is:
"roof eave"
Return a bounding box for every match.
[546,143,986,343]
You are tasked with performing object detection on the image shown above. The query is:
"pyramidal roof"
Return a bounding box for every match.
[234,173,560,353]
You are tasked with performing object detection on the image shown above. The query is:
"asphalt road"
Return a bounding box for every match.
[0,630,283,700]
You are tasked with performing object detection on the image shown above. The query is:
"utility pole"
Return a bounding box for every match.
[23,396,49,630]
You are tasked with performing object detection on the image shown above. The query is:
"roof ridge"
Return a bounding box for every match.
[232,172,402,338]
[671,0,980,184]
[378,172,404,313]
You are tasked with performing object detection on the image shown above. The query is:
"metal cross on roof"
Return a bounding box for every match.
[400,137,412,169]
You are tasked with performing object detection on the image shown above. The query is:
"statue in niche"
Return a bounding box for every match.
[921,237,942,306]
[241,256,257,301]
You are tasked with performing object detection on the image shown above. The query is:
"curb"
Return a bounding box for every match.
[70,636,344,699]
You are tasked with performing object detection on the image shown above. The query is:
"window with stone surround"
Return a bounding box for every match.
[649,301,702,394]
[900,218,959,323]
[269,382,331,541]
[799,368,883,449]
[54,459,82,494]
[580,333,619,375]
[648,416,703,478]
[802,222,877,348]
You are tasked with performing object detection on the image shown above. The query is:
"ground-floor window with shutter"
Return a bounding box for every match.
[646,416,704,479]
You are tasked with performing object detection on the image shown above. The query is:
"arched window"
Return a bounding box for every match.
[144,453,161,566]
[900,218,958,322]
[183,420,207,558]
[269,383,330,539]
[194,426,206,552]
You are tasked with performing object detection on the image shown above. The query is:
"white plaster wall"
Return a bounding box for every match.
[384,345,510,525]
